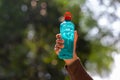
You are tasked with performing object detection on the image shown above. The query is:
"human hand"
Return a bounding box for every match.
[54,31,78,65]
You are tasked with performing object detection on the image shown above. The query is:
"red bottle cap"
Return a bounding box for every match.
[64,12,72,20]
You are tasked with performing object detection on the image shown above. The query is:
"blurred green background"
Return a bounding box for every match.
[0,0,120,80]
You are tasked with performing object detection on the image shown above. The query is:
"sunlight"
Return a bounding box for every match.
[86,0,120,80]
[93,53,120,80]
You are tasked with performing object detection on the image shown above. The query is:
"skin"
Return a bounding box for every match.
[54,31,79,65]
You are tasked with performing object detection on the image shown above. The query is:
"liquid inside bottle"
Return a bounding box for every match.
[58,12,75,59]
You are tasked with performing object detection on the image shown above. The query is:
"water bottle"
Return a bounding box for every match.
[58,12,75,59]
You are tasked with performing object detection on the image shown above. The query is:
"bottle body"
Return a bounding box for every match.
[58,20,75,59]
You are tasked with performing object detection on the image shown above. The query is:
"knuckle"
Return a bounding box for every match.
[62,40,64,43]
[56,39,58,43]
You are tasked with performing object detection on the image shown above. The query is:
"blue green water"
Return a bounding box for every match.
[58,20,75,59]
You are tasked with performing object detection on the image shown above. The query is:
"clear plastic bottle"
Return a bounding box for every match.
[58,12,75,59]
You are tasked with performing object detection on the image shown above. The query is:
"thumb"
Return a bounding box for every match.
[74,30,78,52]
[74,30,78,46]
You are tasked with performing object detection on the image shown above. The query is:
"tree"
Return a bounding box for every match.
[0,0,119,80]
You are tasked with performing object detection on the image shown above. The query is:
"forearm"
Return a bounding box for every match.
[65,58,93,80]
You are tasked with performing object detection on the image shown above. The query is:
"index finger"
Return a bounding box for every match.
[56,34,61,39]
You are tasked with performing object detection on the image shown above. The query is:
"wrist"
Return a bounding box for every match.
[64,53,78,65]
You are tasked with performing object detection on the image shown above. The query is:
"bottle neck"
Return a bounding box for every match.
[65,20,71,22]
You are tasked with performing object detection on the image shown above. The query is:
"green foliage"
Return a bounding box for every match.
[0,0,119,80]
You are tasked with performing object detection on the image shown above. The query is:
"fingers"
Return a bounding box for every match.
[54,31,78,55]
[55,43,64,49]
[56,39,64,44]
[54,43,64,54]
[56,34,61,39]
[54,46,60,55]
[54,34,64,55]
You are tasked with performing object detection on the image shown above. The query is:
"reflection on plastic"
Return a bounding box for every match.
[58,12,75,59]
